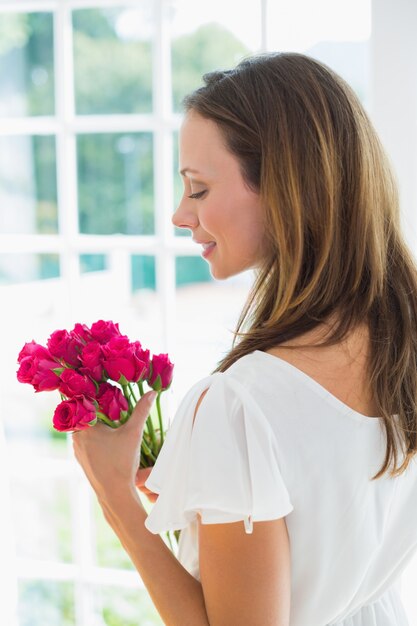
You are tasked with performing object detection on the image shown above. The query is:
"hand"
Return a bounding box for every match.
[72,391,157,503]
[136,466,159,503]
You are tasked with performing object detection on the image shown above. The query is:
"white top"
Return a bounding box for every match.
[144,350,416,625]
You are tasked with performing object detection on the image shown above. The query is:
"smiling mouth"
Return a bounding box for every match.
[201,242,216,258]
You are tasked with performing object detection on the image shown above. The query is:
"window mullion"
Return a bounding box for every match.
[154,0,177,360]
[55,3,81,326]
[55,6,96,626]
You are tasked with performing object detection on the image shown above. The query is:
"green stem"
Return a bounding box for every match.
[97,414,119,429]
[127,382,138,403]
[137,382,157,452]
[166,531,174,552]
[122,384,134,413]
[156,392,164,446]
[141,438,157,462]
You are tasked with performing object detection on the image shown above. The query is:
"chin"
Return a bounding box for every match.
[209,264,248,281]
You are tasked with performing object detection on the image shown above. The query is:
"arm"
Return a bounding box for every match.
[198,515,291,626]
[73,392,210,626]
[98,486,210,626]
[193,390,292,626]
[73,390,291,626]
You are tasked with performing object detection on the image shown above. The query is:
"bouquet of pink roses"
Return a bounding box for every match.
[16,320,177,546]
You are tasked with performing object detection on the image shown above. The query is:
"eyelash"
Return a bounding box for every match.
[187,190,207,200]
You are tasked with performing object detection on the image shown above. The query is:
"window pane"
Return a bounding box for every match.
[18,580,74,626]
[77,133,154,235]
[132,254,155,291]
[0,12,54,116]
[80,253,107,274]
[175,254,211,287]
[93,584,163,626]
[0,135,58,234]
[267,0,371,106]
[0,253,59,284]
[170,0,261,112]
[93,498,134,570]
[73,5,153,115]
[10,476,72,562]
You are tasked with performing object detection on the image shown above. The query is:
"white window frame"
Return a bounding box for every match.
[0,1,267,625]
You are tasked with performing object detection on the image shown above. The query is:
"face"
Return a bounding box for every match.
[172,111,266,280]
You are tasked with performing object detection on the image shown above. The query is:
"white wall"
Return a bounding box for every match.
[371,0,417,256]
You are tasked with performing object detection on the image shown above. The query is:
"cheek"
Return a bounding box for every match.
[238,200,265,241]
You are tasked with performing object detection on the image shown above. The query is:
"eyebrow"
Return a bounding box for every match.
[179,167,200,176]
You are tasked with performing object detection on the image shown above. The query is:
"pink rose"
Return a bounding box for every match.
[90,320,122,344]
[102,336,148,383]
[17,355,61,392]
[132,342,151,378]
[148,353,174,391]
[18,340,51,364]
[58,369,96,398]
[47,329,82,367]
[53,396,97,432]
[97,382,129,421]
[79,341,104,381]
[71,323,93,343]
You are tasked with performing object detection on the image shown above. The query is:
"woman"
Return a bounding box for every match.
[73,52,417,625]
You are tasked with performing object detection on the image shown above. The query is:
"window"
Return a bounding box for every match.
[0,2,264,624]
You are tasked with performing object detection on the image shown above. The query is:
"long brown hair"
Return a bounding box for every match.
[182,52,417,480]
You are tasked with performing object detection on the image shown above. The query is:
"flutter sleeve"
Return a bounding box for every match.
[144,371,293,535]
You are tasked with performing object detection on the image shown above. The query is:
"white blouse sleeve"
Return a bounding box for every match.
[144,371,293,535]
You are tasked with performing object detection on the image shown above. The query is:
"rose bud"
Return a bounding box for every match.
[90,320,122,344]
[71,323,93,343]
[18,340,52,364]
[96,382,129,422]
[102,336,148,384]
[79,341,104,382]
[47,329,82,367]
[148,353,174,391]
[17,355,61,392]
[132,342,151,379]
[58,369,97,398]
[53,396,97,432]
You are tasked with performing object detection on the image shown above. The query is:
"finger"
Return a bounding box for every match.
[135,466,153,487]
[128,391,158,431]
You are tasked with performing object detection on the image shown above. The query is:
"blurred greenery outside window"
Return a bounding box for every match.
[0,12,55,116]
[1,6,256,625]
[0,8,252,289]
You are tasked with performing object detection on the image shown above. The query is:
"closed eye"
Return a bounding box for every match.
[188,190,207,199]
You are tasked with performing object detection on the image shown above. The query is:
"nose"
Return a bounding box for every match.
[171,197,199,230]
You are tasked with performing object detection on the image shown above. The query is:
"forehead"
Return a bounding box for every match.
[179,112,232,173]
